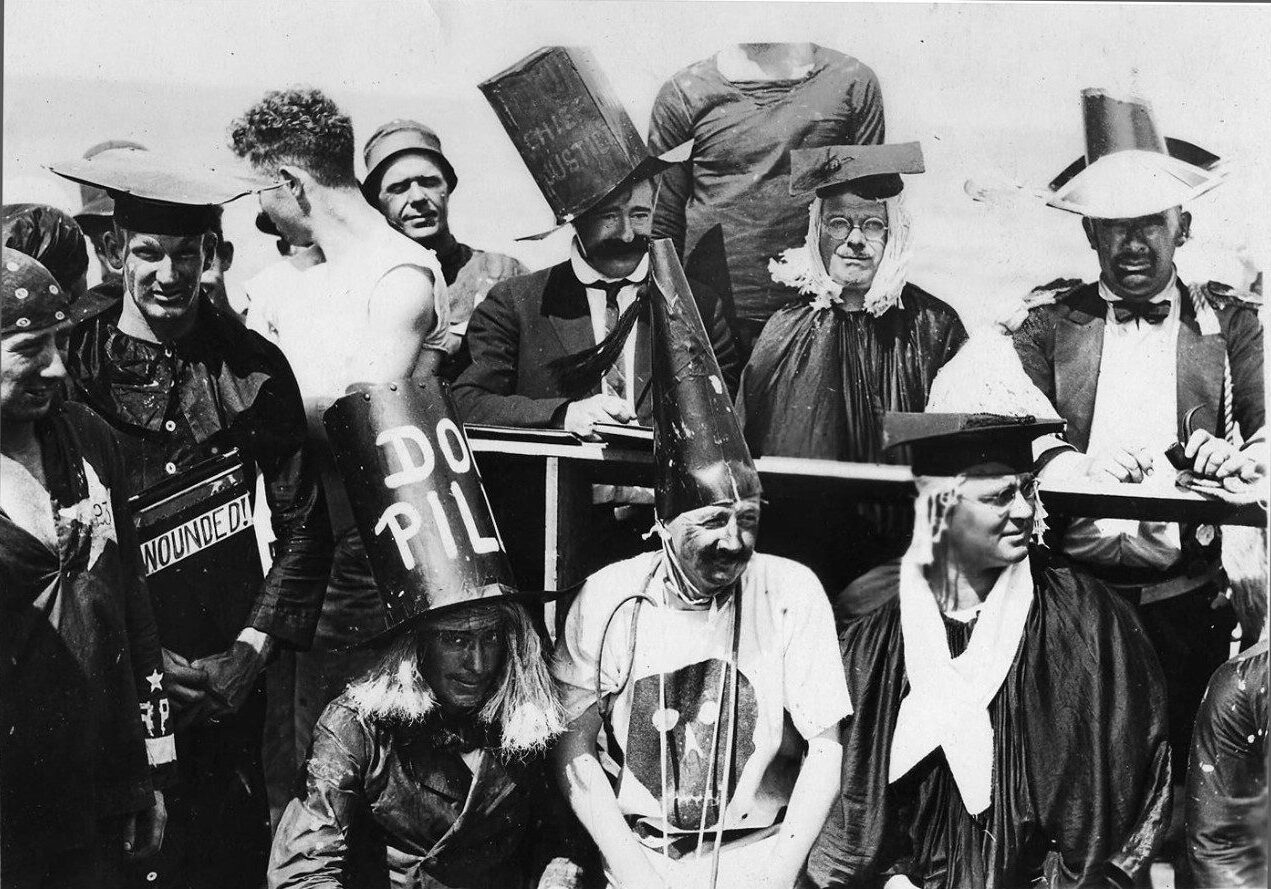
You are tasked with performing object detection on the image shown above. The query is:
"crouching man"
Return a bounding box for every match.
[551,242,850,889]
[269,375,574,889]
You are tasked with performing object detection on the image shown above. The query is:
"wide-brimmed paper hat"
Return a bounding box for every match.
[1046,88,1225,219]
[323,375,547,642]
[648,239,761,521]
[480,46,687,240]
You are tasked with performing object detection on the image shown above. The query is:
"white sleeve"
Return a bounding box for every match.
[779,564,853,738]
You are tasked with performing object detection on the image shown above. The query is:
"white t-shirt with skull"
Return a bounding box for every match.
[552,551,851,836]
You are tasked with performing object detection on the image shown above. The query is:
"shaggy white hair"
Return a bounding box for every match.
[345,599,565,757]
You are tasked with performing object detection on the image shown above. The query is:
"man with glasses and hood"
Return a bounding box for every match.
[551,241,850,889]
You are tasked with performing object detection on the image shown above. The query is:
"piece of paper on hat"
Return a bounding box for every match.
[1045,88,1226,218]
[50,148,270,207]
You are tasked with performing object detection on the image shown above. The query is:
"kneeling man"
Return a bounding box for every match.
[552,242,850,889]
[807,412,1172,889]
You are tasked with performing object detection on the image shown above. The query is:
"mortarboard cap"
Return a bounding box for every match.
[790,142,925,199]
[51,148,266,236]
[75,140,148,220]
[883,412,1065,477]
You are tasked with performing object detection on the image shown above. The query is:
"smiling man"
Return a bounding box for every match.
[361,119,526,374]
[51,149,333,889]
[551,242,849,889]
[0,248,173,887]
[807,411,1172,889]
[1011,89,1266,787]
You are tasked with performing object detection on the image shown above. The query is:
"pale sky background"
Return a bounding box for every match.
[4,0,1270,327]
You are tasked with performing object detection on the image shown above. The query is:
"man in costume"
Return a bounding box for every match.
[648,43,886,360]
[552,241,850,889]
[270,375,573,889]
[51,149,334,888]
[807,410,1172,889]
[1011,88,1266,783]
[738,142,966,591]
[1,248,174,886]
[230,86,449,812]
[361,118,527,377]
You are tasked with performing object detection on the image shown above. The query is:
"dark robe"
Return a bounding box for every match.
[808,554,1172,889]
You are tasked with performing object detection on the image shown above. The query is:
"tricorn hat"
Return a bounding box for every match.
[1046,88,1224,219]
[648,239,761,521]
[323,374,541,641]
[790,141,925,199]
[480,46,686,240]
[51,148,265,236]
[883,412,1065,477]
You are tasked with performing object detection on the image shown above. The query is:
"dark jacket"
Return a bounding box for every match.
[269,695,571,889]
[66,287,333,651]
[1183,639,1268,889]
[1012,278,1264,577]
[451,261,739,427]
[0,402,174,853]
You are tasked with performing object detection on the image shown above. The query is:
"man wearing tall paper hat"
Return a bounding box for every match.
[551,242,850,889]
[737,141,966,592]
[454,46,738,439]
[1,249,174,885]
[361,118,527,377]
[1011,89,1266,782]
[805,406,1171,889]
[50,147,334,888]
[270,375,574,889]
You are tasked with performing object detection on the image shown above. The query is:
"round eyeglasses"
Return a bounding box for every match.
[824,216,888,242]
[969,475,1040,513]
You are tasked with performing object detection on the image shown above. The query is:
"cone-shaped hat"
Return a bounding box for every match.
[323,375,535,641]
[648,239,761,521]
[1046,88,1224,218]
[479,46,685,240]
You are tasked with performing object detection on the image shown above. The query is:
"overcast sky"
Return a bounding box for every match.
[5,0,1269,323]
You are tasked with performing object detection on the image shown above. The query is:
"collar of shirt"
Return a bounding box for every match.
[569,237,649,288]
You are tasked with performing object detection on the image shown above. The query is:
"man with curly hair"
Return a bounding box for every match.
[229,87,451,813]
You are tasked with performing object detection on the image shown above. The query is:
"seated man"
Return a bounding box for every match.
[551,242,849,889]
[738,142,966,591]
[807,412,1172,889]
[270,374,571,889]
[360,118,526,375]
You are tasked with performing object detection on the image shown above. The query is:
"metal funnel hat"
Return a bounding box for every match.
[1046,88,1225,219]
[323,375,535,640]
[479,46,687,241]
[648,239,761,522]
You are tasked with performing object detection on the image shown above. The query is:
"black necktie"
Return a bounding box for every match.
[597,280,627,398]
[1110,299,1170,325]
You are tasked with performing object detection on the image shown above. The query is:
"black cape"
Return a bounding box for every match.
[808,554,1171,889]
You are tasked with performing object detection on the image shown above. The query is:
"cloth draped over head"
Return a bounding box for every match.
[2,247,72,335]
[770,142,924,317]
[49,148,265,236]
[3,203,90,291]
[1046,88,1225,219]
[479,45,687,241]
[649,239,761,524]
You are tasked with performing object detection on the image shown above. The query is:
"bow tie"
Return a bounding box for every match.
[1110,298,1171,325]
[590,278,634,302]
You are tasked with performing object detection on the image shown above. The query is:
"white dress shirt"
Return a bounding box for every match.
[1063,276,1183,569]
[570,239,648,415]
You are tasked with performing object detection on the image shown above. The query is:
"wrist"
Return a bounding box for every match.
[236,627,275,661]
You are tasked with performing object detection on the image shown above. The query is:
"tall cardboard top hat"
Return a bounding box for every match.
[1046,88,1225,219]
[789,141,925,199]
[648,239,761,521]
[883,412,1065,477]
[323,374,538,640]
[479,46,687,240]
[51,148,267,236]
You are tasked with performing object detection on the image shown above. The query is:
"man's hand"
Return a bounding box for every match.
[563,394,635,441]
[1086,446,1154,484]
[1185,429,1265,484]
[123,790,166,860]
[162,648,210,728]
[192,630,275,720]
